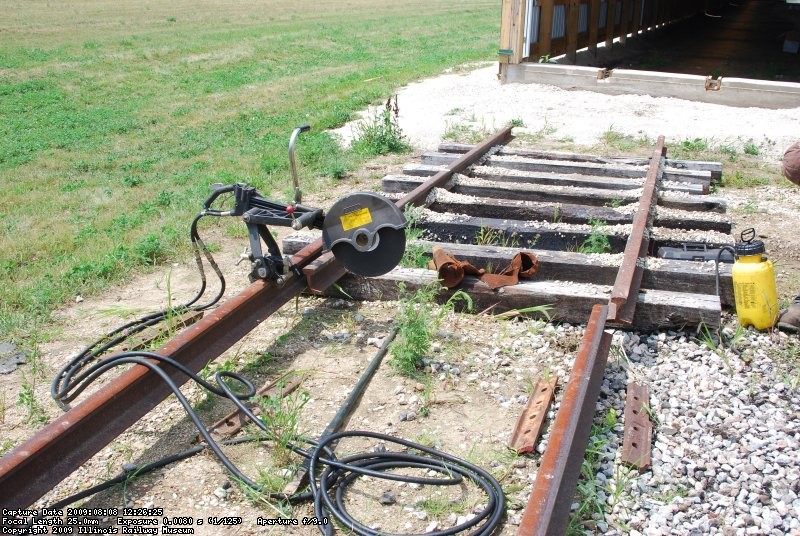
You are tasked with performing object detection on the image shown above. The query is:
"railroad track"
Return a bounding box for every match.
[1,127,733,535]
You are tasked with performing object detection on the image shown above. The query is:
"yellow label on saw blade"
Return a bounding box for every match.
[340,207,372,231]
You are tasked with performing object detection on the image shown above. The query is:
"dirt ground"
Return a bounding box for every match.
[3,65,800,535]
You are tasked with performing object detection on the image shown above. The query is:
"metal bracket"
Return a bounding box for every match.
[705,76,722,91]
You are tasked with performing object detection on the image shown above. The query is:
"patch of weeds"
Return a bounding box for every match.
[493,304,552,321]
[413,429,441,449]
[156,190,175,207]
[351,96,411,156]
[17,372,48,426]
[668,137,713,160]
[418,495,471,520]
[254,386,310,466]
[390,283,472,377]
[516,118,557,144]
[722,171,771,189]
[719,145,739,162]
[640,401,661,427]
[744,142,760,156]
[680,138,708,153]
[739,199,759,214]
[475,225,519,248]
[608,465,636,510]
[653,483,688,505]
[509,118,525,128]
[224,221,249,239]
[417,376,435,417]
[697,323,735,372]
[599,126,647,152]
[133,232,172,265]
[768,337,800,389]
[442,121,491,144]
[400,205,428,268]
[567,408,618,534]
[60,179,86,192]
[697,323,720,353]
[578,219,611,254]
[0,439,15,456]
[241,468,295,518]
[604,198,624,209]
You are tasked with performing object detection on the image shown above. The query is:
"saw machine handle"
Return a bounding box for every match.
[292,207,323,231]
[289,124,311,205]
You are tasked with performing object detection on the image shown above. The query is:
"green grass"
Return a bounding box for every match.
[0,0,500,346]
[578,219,611,254]
[400,205,429,269]
[567,408,622,535]
[351,97,411,156]
[390,283,472,377]
[475,225,520,248]
[442,120,493,144]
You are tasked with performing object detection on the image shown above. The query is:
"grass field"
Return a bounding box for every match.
[0,0,500,345]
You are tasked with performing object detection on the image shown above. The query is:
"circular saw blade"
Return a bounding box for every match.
[330,227,405,277]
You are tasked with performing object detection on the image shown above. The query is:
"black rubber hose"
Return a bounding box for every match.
[36,350,506,536]
[309,431,504,536]
[52,211,227,409]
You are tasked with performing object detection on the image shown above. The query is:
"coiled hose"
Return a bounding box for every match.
[36,351,505,535]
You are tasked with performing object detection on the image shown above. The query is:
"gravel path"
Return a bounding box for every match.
[333,63,800,159]
[598,326,800,535]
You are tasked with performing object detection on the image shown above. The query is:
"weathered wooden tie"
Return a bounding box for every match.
[382,174,727,212]
[436,142,723,182]
[282,236,735,306]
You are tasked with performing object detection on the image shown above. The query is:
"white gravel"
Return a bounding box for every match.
[333,62,800,159]
[603,327,800,536]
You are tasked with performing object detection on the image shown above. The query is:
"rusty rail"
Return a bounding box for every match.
[517,304,613,535]
[518,137,668,534]
[396,126,514,208]
[0,241,335,507]
[607,135,666,324]
[1,130,514,508]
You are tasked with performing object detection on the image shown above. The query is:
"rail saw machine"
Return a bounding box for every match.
[201,125,406,282]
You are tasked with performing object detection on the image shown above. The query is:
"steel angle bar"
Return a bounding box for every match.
[517,304,612,536]
[621,382,653,470]
[395,126,514,208]
[607,135,666,324]
[0,240,337,508]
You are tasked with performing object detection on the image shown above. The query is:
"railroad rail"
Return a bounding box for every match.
[3,129,731,535]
